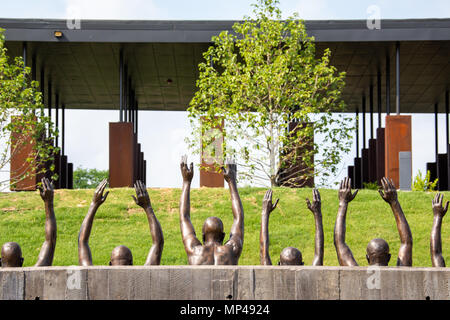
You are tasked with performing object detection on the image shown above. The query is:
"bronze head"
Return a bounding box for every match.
[1,242,24,267]
[109,245,133,266]
[201,216,225,244]
[278,247,304,265]
[366,238,391,266]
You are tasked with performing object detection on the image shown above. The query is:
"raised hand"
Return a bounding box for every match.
[180,155,194,183]
[262,189,279,215]
[378,177,398,204]
[222,158,237,184]
[92,179,109,207]
[132,180,151,209]
[39,177,54,203]
[338,177,358,203]
[306,188,321,214]
[432,193,449,218]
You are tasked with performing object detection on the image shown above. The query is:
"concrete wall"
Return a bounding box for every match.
[0,266,449,300]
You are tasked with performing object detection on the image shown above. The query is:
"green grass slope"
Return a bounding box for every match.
[0,187,448,267]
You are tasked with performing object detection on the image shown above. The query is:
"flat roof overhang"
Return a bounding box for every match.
[1,18,449,113]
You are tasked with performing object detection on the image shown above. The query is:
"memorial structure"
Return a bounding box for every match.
[0,18,449,189]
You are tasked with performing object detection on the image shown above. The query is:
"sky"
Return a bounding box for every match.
[0,0,449,189]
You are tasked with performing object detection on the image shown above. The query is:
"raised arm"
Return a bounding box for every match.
[334,177,359,266]
[306,188,324,266]
[260,189,279,265]
[223,160,244,256]
[132,180,164,265]
[34,178,57,267]
[78,179,109,266]
[430,193,448,267]
[379,177,413,266]
[179,156,201,256]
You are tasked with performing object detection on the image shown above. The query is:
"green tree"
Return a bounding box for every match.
[0,28,57,190]
[187,0,353,187]
[73,167,109,189]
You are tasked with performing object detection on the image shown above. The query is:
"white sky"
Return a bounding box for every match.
[0,0,449,189]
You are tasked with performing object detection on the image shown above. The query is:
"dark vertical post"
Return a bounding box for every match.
[362,95,366,149]
[396,41,400,115]
[435,103,439,162]
[370,84,374,139]
[119,49,123,122]
[62,104,65,156]
[128,77,132,122]
[446,91,450,190]
[377,70,382,128]
[22,42,27,70]
[55,94,59,148]
[136,101,139,140]
[386,54,390,115]
[356,107,359,158]
[31,55,36,82]
[48,79,52,138]
[124,65,128,122]
[129,88,133,126]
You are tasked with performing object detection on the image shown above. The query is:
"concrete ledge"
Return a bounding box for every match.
[0,266,449,300]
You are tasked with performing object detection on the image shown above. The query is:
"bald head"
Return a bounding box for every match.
[366,238,391,266]
[279,247,303,265]
[1,242,24,267]
[202,217,225,244]
[109,245,133,266]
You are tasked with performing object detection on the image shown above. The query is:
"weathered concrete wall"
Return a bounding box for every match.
[0,266,449,300]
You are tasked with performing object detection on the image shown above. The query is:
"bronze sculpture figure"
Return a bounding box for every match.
[1,178,57,267]
[260,188,324,266]
[179,156,244,265]
[78,179,163,266]
[334,177,413,266]
[430,193,448,267]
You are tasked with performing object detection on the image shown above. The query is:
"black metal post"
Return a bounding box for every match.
[370,84,374,139]
[124,65,128,122]
[356,107,359,158]
[31,55,36,82]
[22,42,27,69]
[62,104,65,156]
[129,88,133,125]
[435,103,439,161]
[136,100,139,138]
[55,94,59,148]
[446,91,449,151]
[48,79,52,137]
[128,77,132,122]
[119,49,123,122]
[396,41,400,115]
[362,95,366,149]
[377,70,381,128]
[386,54,390,115]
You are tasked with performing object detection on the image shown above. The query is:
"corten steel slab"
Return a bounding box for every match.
[376,128,385,185]
[200,118,224,188]
[368,138,377,183]
[67,162,73,189]
[385,115,412,187]
[10,127,38,191]
[361,148,369,184]
[353,157,362,189]
[347,165,355,188]
[60,155,68,189]
[109,122,135,188]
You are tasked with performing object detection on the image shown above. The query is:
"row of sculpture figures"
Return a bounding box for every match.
[0,156,448,268]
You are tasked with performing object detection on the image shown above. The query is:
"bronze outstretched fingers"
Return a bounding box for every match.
[260,188,324,266]
[179,156,244,265]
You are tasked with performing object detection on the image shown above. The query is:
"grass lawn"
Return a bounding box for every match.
[0,187,448,267]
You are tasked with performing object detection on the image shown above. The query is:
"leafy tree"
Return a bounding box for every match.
[0,28,57,190]
[187,0,353,187]
[73,167,109,189]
